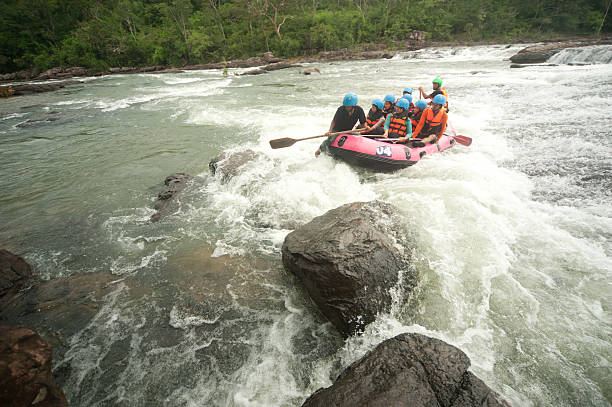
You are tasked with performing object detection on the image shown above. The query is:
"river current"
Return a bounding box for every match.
[1,44,611,406]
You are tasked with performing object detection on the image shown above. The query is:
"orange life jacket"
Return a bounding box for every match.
[388,111,410,138]
[416,107,447,140]
[440,88,449,110]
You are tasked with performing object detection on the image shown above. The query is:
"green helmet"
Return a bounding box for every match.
[432,78,443,86]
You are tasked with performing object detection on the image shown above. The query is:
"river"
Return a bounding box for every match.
[1,44,611,406]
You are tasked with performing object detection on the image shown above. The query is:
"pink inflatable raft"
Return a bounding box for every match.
[327,133,456,172]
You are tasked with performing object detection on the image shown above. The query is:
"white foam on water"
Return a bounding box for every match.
[0,112,29,121]
[548,45,612,65]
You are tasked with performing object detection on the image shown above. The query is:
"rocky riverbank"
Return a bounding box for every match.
[3,34,610,97]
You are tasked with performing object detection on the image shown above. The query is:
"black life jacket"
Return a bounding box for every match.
[382,106,394,118]
[366,108,384,127]
[411,110,423,132]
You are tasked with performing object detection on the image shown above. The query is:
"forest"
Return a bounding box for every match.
[1,0,611,74]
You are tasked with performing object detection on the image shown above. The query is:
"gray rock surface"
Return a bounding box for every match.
[150,173,192,222]
[282,201,415,337]
[302,333,510,407]
[209,150,260,182]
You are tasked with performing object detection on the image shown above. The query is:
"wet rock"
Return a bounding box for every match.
[36,67,91,80]
[8,80,83,96]
[0,271,120,360]
[0,70,34,82]
[241,68,267,76]
[16,114,61,128]
[0,86,14,97]
[282,201,416,337]
[0,249,33,305]
[410,30,426,42]
[510,63,558,69]
[263,61,296,71]
[302,333,510,407]
[0,325,68,407]
[150,173,192,222]
[303,68,321,75]
[241,61,297,75]
[209,150,259,182]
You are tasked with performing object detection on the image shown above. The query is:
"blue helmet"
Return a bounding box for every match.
[383,94,396,103]
[343,93,358,106]
[403,87,413,94]
[432,94,446,106]
[371,98,384,110]
[396,98,410,110]
[401,94,412,104]
[415,99,428,110]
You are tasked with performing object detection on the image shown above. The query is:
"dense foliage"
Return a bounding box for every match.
[1,0,611,73]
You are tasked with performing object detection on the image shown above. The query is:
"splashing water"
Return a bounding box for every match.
[0,44,611,406]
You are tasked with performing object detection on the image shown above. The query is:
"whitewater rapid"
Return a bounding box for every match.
[0,44,610,406]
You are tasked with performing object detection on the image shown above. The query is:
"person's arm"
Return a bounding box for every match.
[419,86,431,99]
[383,115,391,138]
[355,107,367,129]
[412,109,428,139]
[325,120,335,135]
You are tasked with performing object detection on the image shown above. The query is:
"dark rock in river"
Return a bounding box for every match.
[0,249,33,305]
[241,61,297,75]
[209,150,260,182]
[302,333,510,407]
[6,80,83,96]
[282,201,416,337]
[0,325,68,407]
[150,173,192,222]
[303,68,321,75]
[0,270,119,361]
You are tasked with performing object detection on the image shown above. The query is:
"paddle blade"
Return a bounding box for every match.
[453,135,472,146]
[269,137,297,149]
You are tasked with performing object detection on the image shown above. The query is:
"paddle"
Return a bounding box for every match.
[447,121,472,146]
[269,129,365,149]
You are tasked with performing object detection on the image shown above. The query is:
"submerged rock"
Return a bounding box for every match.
[0,271,120,360]
[0,325,68,407]
[0,248,34,306]
[302,333,510,407]
[282,201,416,337]
[241,61,297,75]
[303,68,321,75]
[209,149,259,182]
[150,173,192,222]
[6,80,83,96]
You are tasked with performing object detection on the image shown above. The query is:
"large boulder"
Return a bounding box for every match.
[302,333,510,407]
[0,249,33,305]
[282,201,416,337]
[0,325,68,407]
